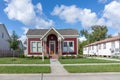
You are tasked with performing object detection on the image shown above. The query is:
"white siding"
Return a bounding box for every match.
[0,24,10,50]
[83,40,120,56]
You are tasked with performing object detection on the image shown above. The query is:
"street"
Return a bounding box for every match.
[0,73,120,80]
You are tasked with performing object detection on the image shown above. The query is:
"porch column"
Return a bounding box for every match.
[58,37,62,56]
[44,37,47,56]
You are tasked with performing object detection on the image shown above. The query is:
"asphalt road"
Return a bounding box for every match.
[0,73,120,80]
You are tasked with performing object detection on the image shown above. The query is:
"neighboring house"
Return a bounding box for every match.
[0,24,10,50]
[26,27,79,58]
[83,36,120,56]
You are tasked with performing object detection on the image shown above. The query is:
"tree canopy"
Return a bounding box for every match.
[80,25,111,44]
[8,31,20,51]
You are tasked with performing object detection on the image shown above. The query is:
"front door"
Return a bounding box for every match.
[49,41,55,55]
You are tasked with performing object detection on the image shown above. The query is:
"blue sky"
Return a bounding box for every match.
[0,0,120,42]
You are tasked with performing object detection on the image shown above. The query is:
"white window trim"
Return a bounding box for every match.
[63,41,74,52]
[30,41,42,53]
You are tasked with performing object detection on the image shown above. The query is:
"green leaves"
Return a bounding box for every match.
[80,25,110,44]
[8,31,20,51]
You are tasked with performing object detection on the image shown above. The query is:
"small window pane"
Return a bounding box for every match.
[69,42,73,47]
[37,42,41,47]
[32,47,37,52]
[64,42,67,47]
[38,47,42,52]
[32,42,37,47]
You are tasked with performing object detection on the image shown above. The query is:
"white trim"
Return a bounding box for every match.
[63,35,79,37]
[30,41,42,53]
[41,27,64,39]
[77,38,78,55]
[26,38,28,56]
[49,41,56,55]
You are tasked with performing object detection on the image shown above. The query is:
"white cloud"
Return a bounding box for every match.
[4,0,54,28]
[19,27,29,45]
[52,5,98,28]
[52,1,120,32]
[103,1,120,31]
[79,37,87,42]
[4,0,54,43]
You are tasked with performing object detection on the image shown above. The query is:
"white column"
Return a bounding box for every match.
[42,40,44,61]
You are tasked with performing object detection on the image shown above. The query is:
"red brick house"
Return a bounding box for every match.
[26,27,79,58]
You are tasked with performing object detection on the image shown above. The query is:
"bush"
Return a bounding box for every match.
[19,53,25,58]
[77,55,85,58]
[60,55,77,59]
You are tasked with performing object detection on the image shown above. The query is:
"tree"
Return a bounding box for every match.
[78,41,88,55]
[80,25,110,44]
[8,31,20,51]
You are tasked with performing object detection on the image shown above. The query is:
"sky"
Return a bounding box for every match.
[0,0,120,42]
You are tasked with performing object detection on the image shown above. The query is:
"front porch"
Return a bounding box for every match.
[41,28,64,58]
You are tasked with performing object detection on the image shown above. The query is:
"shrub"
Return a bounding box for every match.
[19,53,25,58]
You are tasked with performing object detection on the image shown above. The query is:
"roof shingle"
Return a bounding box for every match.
[26,29,79,35]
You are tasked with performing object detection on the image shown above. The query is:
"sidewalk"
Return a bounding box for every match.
[90,57,120,61]
[50,59,68,74]
[0,64,50,66]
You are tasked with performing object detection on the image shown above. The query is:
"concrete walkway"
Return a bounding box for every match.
[0,64,50,66]
[90,57,120,61]
[50,59,68,74]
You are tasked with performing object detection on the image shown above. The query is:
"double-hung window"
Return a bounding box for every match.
[63,41,74,52]
[31,41,42,53]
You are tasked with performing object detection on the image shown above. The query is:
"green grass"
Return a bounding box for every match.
[0,66,50,73]
[64,65,120,73]
[59,58,119,64]
[0,57,49,64]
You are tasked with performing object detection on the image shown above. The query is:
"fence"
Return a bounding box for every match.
[0,50,20,57]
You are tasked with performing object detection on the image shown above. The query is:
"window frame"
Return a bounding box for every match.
[30,41,42,53]
[63,41,74,52]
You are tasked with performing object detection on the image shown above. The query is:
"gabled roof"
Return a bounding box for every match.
[26,28,79,36]
[41,27,64,39]
[84,36,120,47]
[0,24,10,39]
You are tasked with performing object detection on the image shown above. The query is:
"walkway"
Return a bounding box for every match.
[50,59,68,74]
[90,57,120,61]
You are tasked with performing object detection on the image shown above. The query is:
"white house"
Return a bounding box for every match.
[83,36,120,56]
[0,24,10,50]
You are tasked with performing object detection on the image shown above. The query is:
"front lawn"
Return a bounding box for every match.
[64,65,120,73]
[0,66,50,73]
[0,57,49,64]
[59,58,119,64]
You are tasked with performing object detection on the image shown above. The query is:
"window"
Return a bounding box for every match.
[63,41,74,52]
[2,32,4,38]
[111,42,115,48]
[92,46,94,50]
[99,44,101,49]
[103,43,106,49]
[31,41,42,53]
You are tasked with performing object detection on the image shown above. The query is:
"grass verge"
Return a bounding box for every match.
[0,57,49,64]
[64,65,120,73]
[59,58,119,64]
[0,66,50,73]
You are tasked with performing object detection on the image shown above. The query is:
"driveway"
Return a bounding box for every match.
[0,73,120,80]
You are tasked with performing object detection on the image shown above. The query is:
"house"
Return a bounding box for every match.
[26,27,79,58]
[0,24,10,50]
[83,36,120,56]
[0,24,24,51]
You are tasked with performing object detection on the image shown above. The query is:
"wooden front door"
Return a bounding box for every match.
[49,41,55,55]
